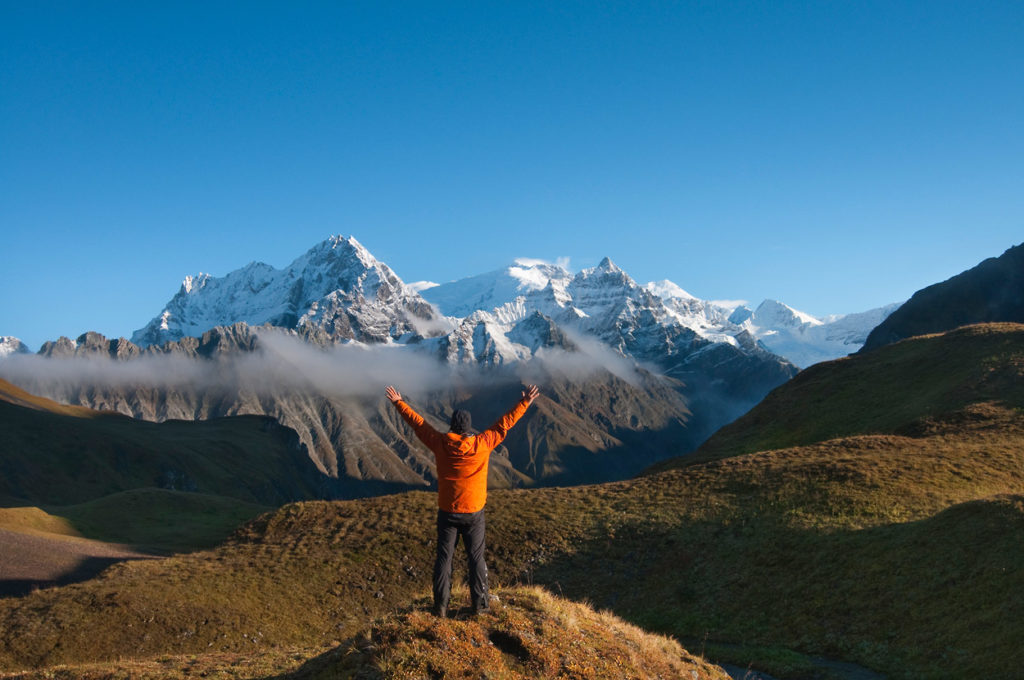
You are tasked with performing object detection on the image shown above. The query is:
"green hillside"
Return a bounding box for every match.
[47,488,270,553]
[1,325,1022,679]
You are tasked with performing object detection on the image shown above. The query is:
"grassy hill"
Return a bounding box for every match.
[1,324,1022,679]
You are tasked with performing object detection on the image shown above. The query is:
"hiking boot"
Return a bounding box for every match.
[471,595,492,615]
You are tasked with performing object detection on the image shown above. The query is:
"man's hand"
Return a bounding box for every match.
[385,385,402,404]
[522,384,540,405]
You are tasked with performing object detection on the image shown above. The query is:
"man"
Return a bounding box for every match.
[385,383,540,617]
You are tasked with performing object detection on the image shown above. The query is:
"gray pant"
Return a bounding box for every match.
[434,509,488,610]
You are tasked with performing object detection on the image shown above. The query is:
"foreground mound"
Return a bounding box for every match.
[0,587,729,680]
[313,586,729,680]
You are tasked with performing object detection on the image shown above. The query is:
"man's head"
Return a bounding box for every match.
[449,409,472,435]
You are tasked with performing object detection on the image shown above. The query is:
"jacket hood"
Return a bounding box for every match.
[449,409,473,435]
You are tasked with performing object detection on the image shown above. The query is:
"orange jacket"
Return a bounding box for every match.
[392,398,531,513]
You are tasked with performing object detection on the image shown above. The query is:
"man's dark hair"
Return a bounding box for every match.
[449,409,472,435]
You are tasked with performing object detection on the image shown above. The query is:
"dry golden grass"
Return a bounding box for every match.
[0,587,728,680]
[0,508,80,540]
[286,585,729,680]
[0,378,103,419]
[0,647,324,679]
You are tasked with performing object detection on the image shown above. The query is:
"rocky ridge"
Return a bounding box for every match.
[7,324,699,489]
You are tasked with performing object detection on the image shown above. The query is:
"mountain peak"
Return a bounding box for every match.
[420,259,572,318]
[645,279,696,301]
[132,236,434,347]
[753,299,822,328]
[0,336,31,358]
[297,234,378,271]
[577,257,631,284]
[181,273,212,295]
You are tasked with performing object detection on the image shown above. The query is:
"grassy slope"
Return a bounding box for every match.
[50,488,270,553]
[0,379,102,418]
[0,508,80,539]
[1,324,1023,678]
[0,490,269,554]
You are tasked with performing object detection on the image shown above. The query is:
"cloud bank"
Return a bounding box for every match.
[0,327,644,403]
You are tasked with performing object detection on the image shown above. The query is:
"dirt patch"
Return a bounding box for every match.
[0,527,155,597]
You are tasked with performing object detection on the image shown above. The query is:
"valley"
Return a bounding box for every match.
[1,324,1022,679]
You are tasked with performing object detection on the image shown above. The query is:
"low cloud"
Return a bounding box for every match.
[0,332,453,402]
[0,324,646,405]
[526,326,644,388]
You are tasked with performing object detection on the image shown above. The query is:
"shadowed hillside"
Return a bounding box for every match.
[0,377,405,509]
[861,242,1024,352]
[1,325,1023,679]
[668,323,1024,465]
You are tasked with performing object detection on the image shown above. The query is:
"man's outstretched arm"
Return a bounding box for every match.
[386,385,444,450]
[478,384,539,450]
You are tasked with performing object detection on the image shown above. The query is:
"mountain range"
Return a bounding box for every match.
[3,235,839,492]
[411,253,897,370]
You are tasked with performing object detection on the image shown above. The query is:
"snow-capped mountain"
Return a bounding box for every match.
[132,236,438,347]
[724,299,901,368]
[12,238,821,492]
[422,258,699,365]
[416,257,797,439]
[424,259,897,369]
[419,258,573,319]
[0,336,31,358]
[130,239,896,369]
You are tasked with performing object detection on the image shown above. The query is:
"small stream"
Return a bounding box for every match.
[721,656,887,680]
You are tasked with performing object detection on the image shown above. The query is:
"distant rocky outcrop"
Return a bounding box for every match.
[0,337,30,358]
[861,242,1024,352]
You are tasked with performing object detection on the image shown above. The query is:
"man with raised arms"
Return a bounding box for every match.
[385,383,540,617]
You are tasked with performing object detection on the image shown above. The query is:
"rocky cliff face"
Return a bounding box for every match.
[861,242,1024,352]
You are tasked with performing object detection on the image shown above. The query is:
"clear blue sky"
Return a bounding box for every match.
[2,1,1021,350]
